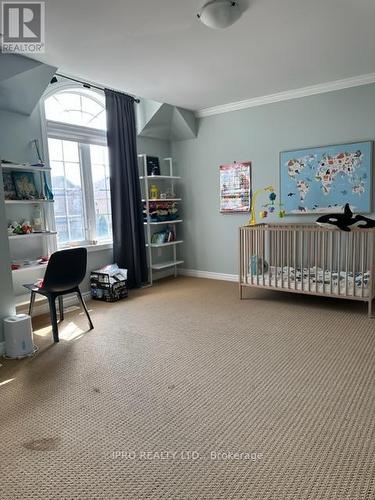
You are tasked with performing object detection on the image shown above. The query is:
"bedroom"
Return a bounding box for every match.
[0,1,375,499]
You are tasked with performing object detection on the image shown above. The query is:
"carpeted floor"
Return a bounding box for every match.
[1,277,375,500]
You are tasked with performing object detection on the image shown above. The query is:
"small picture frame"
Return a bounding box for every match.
[12,171,38,200]
[3,172,17,200]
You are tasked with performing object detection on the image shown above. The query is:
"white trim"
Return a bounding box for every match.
[58,242,113,252]
[16,291,92,318]
[179,268,237,282]
[46,120,107,146]
[85,242,113,252]
[196,73,375,118]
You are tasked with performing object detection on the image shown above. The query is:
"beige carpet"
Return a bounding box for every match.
[1,277,375,500]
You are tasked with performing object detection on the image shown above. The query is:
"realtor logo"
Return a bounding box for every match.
[1,1,45,53]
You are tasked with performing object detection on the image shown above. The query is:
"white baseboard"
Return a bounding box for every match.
[179,268,238,282]
[16,290,92,317]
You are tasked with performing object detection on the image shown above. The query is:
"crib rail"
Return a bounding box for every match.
[239,224,375,316]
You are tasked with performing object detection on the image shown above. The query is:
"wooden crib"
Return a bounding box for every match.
[239,224,375,316]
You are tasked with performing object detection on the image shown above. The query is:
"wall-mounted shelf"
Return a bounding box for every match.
[142,198,182,202]
[12,263,48,273]
[151,260,184,270]
[138,154,184,285]
[144,219,183,226]
[147,240,183,248]
[5,199,54,205]
[1,163,51,173]
[8,231,57,240]
[139,175,181,180]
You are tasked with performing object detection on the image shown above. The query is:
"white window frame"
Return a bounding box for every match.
[40,82,113,250]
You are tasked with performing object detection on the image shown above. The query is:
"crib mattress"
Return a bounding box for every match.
[246,266,371,298]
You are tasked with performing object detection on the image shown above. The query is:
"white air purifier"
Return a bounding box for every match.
[3,314,36,359]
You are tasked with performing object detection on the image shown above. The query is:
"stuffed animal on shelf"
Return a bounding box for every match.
[316,203,375,232]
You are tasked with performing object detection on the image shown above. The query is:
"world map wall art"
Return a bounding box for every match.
[280,141,372,214]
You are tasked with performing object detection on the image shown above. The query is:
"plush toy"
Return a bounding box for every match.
[316,203,375,232]
[13,223,23,235]
[8,222,17,235]
[21,221,33,234]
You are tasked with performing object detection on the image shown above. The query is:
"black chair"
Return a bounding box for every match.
[24,247,94,343]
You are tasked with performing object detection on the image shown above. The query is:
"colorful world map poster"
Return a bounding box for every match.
[220,162,251,213]
[280,141,372,214]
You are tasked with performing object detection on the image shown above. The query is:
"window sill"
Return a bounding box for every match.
[59,242,113,253]
[85,242,113,253]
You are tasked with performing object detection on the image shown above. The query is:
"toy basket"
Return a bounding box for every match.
[90,265,128,302]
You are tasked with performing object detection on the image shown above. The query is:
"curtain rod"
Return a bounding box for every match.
[54,73,140,103]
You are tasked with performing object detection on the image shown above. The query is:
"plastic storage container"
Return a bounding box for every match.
[4,314,35,358]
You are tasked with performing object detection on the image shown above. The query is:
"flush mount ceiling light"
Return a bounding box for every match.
[197,0,242,29]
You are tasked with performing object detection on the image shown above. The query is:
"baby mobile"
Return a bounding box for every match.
[248,185,285,226]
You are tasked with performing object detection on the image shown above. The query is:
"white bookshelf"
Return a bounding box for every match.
[138,155,183,285]
[1,162,56,274]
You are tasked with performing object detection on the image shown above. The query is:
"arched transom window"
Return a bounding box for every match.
[44,88,106,130]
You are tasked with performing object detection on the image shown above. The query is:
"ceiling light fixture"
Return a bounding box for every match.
[197,0,242,30]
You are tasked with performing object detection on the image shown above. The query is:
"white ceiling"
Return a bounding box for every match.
[37,0,375,111]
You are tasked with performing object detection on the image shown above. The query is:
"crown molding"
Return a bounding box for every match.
[196,73,375,118]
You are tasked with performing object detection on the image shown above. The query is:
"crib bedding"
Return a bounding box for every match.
[247,266,371,297]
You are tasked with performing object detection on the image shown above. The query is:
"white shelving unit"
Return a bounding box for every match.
[1,162,56,274]
[138,155,183,285]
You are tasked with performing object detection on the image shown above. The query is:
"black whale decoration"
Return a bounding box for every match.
[316,203,375,232]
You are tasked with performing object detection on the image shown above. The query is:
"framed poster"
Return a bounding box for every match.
[280,141,372,214]
[220,162,251,213]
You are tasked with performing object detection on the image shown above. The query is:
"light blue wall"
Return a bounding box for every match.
[0,107,43,163]
[137,136,171,161]
[171,84,375,276]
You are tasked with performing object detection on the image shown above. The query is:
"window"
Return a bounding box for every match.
[44,86,112,247]
[44,88,106,129]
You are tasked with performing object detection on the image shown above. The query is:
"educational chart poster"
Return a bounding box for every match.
[220,162,251,213]
[280,141,372,214]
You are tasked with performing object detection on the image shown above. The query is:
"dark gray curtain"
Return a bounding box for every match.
[105,89,148,288]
